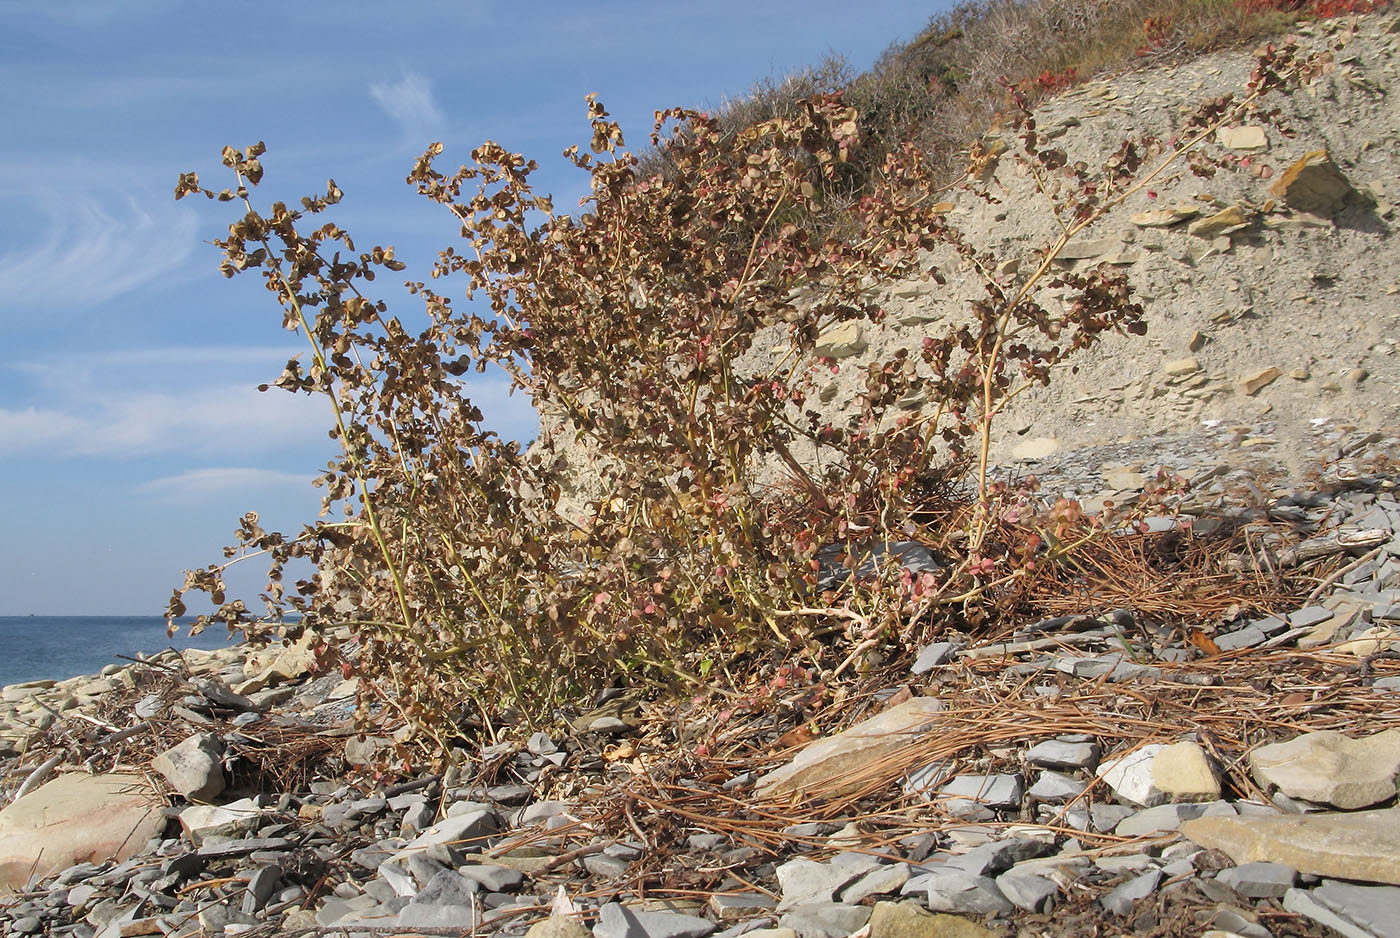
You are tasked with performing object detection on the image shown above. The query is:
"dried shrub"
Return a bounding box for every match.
[169,29,1340,751]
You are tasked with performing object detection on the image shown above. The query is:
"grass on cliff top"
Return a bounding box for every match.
[640,0,1391,206]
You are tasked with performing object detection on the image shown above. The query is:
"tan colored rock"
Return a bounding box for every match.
[1055,237,1121,260]
[869,901,998,938]
[1131,204,1199,227]
[1338,626,1398,657]
[814,321,867,359]
[1188,204,1251,237]
[1217,126,1269,150]
[1237,367,1281,396]
[524,915,593,938]
[0,773,165,891]
[1181,808,1400,885]
[1270,150,1354,216]
[235,630,320,695]
[1011,437,1059,461]
[755,696,945,801]
[1151,741,1221,802]
[150,733,225,802]
[1165,357,1201,377]
[1188,331,1206,352]
[1250,729,1400,810]
[1103,468,1146,491]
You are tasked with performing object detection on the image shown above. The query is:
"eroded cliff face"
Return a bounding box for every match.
[529,14,1400,515]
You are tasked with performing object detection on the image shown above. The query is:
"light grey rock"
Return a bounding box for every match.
[592,901,716,938]
[1216,861,1297,898]
[941,837,1054,877]
[912,642,959,674]
[938,774,1024,815]
[1207,906,1273,938]
[150,733,225,802]
[1097,745,1166,806]
[1284,881,1400,938]
[240,864,281,914]
[315,893,379,926]
[458,863,525,892]
[778,903,870,938]
[397,902,480,929]
[411,869,479,908]
[706,893,775,922]
[1250,729,1400,810]
[1095,854,1157,875]
[1214,626,1268,651]
[1026,739,1100,771]
[1289,606,1335,628]
[583,853,632,878]
[839,862,910,904]
[1115,802,1208,837]
[905,868,1013,916]
[1090,804,1136,832]
[406,852,448,888]
[755,697,945,800]
[1100,869,1163,916]
[996,871,1060,913]
[775,854,880,910]
[1029,770,1086,802]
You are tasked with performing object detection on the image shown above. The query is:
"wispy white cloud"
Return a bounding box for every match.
[0,383,328,459]
[137,467,312,500]
[0,180,197,313]
[369,71,445,141]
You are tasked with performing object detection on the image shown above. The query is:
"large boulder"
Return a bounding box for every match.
[0,772,165,891]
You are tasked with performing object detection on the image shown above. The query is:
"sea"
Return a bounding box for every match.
[0,616,242,688]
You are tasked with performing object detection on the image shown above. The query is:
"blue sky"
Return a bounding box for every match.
[0,0,940,615]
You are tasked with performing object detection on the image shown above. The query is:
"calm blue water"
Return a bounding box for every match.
[0,617,241,687]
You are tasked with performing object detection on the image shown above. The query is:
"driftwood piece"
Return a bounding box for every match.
[1278,528,1390,568]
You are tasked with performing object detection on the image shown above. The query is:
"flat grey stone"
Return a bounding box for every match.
[1289,606,1335,628]
[411,869,478,907]
[1100,869,1163,916]
[458,863,525,892]
[240,864,281,914]
[906,868,1013,916]
[1029,770,1086,802]
[1252,615,1291,635]
[1214,626,1268,651]
[1090,804,1136,832]
[706,893,775,921]
[911,642,959,674]
[839,862,910,904]
[996,871,1060,913]
[406,851,448,888]
[1026,739,1100,770]
[940,837,1054,877]
[938,774,1024,814]
[403,808,500,853]
[775,854,880,910]
[1115,802,1208,837]
[397,903,480,929]
[592,902,716,938]
[195,837,291,860]
[1217,861,1297,898]
[1284,881,1400,938]
[777,902,870,938]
